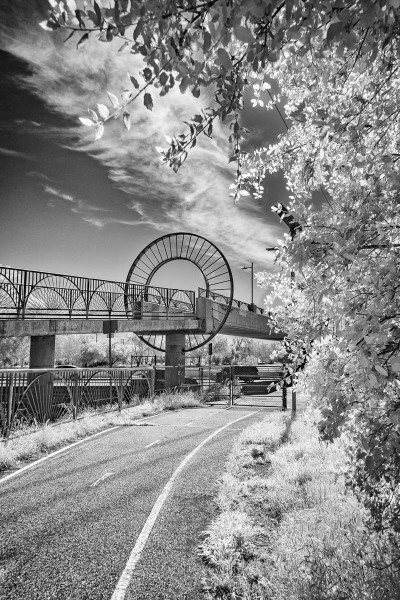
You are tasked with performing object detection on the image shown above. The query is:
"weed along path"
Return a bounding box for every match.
[0,406,267,600]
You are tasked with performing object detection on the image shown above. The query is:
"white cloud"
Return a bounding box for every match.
[44,184,74,203]
[0,10,280,270]
[0,147,32,160]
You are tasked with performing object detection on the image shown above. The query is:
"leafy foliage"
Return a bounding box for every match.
[40,0,400,533]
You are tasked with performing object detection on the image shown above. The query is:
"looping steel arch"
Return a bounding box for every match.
[125,232,234,352]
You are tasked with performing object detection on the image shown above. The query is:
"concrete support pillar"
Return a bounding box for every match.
[165,332,185,389]
[29,335,56,368]
[29,335,56,421]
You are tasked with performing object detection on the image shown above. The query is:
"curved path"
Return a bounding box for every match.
[0,406,269,600]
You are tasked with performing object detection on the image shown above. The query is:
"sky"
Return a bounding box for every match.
[0,0,300,308]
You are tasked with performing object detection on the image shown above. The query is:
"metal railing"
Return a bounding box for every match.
[155,363,289,408]
[0,366,155,437]
[198,287,268,315]
[0,266,195,320]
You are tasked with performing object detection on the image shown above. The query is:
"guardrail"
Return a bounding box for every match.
[0,367,154,437]
[198,287,268,315]
[0,266,195,320]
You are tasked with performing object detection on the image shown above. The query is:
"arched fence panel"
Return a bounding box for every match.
[0,367,155,438]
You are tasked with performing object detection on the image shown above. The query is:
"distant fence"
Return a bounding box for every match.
[155,363,291,409]
[0,367,154,438]
[0,363,294,438]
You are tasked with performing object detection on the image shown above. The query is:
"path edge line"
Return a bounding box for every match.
[0,409,172,485]
[110,409,262,600]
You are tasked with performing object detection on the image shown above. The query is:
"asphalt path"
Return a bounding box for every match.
[0,406,271,600]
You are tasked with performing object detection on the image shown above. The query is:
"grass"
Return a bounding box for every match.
[200,410,400,600]
[0,390,201,474]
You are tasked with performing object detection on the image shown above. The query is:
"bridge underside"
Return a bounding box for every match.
[0,301,283,341]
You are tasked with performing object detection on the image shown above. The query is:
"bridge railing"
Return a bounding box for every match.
[0,266,195,320]
[198,287,267,315]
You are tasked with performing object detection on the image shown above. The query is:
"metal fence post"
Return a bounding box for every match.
[72,371,79,420]
[292,387,297,413]
[6,373,15,437]
[118,371,123,412]
[282,383,287,411]
[229,367,233,407]
[149,365,156,397]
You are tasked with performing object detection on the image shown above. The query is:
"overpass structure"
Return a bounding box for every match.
[0,233,284,387]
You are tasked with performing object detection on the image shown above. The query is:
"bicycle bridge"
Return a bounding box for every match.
[0,233,284,387]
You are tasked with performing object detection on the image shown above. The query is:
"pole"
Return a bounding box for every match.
[251,262,254,306]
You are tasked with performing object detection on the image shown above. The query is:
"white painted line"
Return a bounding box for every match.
[110,409,262,600]
[91,472,115,487]
[0,426,120,485]
[144,440,161,449]
[0,409,172,485]
[183,422,193,427]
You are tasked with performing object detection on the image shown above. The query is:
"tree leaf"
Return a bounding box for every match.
[118,41,129,52]
[234,25,253,44]
[76,32,89,49]
[128,73,139,88]
[375,364,388,377]
[327,21,343,45]
[107,91,119,108]
[39,20,58,31]
[87,108,98,122]
[123,111,131,131]
[144,93,153,111]
[217,48,232,70]
[97,103,109,119]
[120,89,131,103]
[79,117,94,126]
[203,31,212,53]
[94,123,104,140]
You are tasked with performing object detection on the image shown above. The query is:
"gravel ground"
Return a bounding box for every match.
[0,406,268,600]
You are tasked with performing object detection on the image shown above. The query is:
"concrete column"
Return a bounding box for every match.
[29,335,56,368]
[165,332,185,389]
[29,335,56,421]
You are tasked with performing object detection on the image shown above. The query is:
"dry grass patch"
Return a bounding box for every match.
[0,390,201,474]
[200,410,400,600]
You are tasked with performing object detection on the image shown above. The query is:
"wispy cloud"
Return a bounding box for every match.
[0,5,280,269]
[0,147,32,160]
[44,184,74,203]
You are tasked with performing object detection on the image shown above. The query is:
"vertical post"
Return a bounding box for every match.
[0,373,5,436]
[165,332,185,389]
[229,366,233,407]
[72,370,79,420]
[149,365,156,397]
[251,262,254,306]
[118,370,123,412]
[292,387,297,413]
[282,383,287,411]
[6,372,14,437]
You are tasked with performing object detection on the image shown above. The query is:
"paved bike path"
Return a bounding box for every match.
[0,407,267,600]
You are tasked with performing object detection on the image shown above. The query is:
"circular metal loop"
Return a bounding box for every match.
[125,233,234,352]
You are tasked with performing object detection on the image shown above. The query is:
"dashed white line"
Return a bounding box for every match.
[110,409,262,600]
[144,440,161,449]
[91,472,115,487]
[0,409,171,485]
